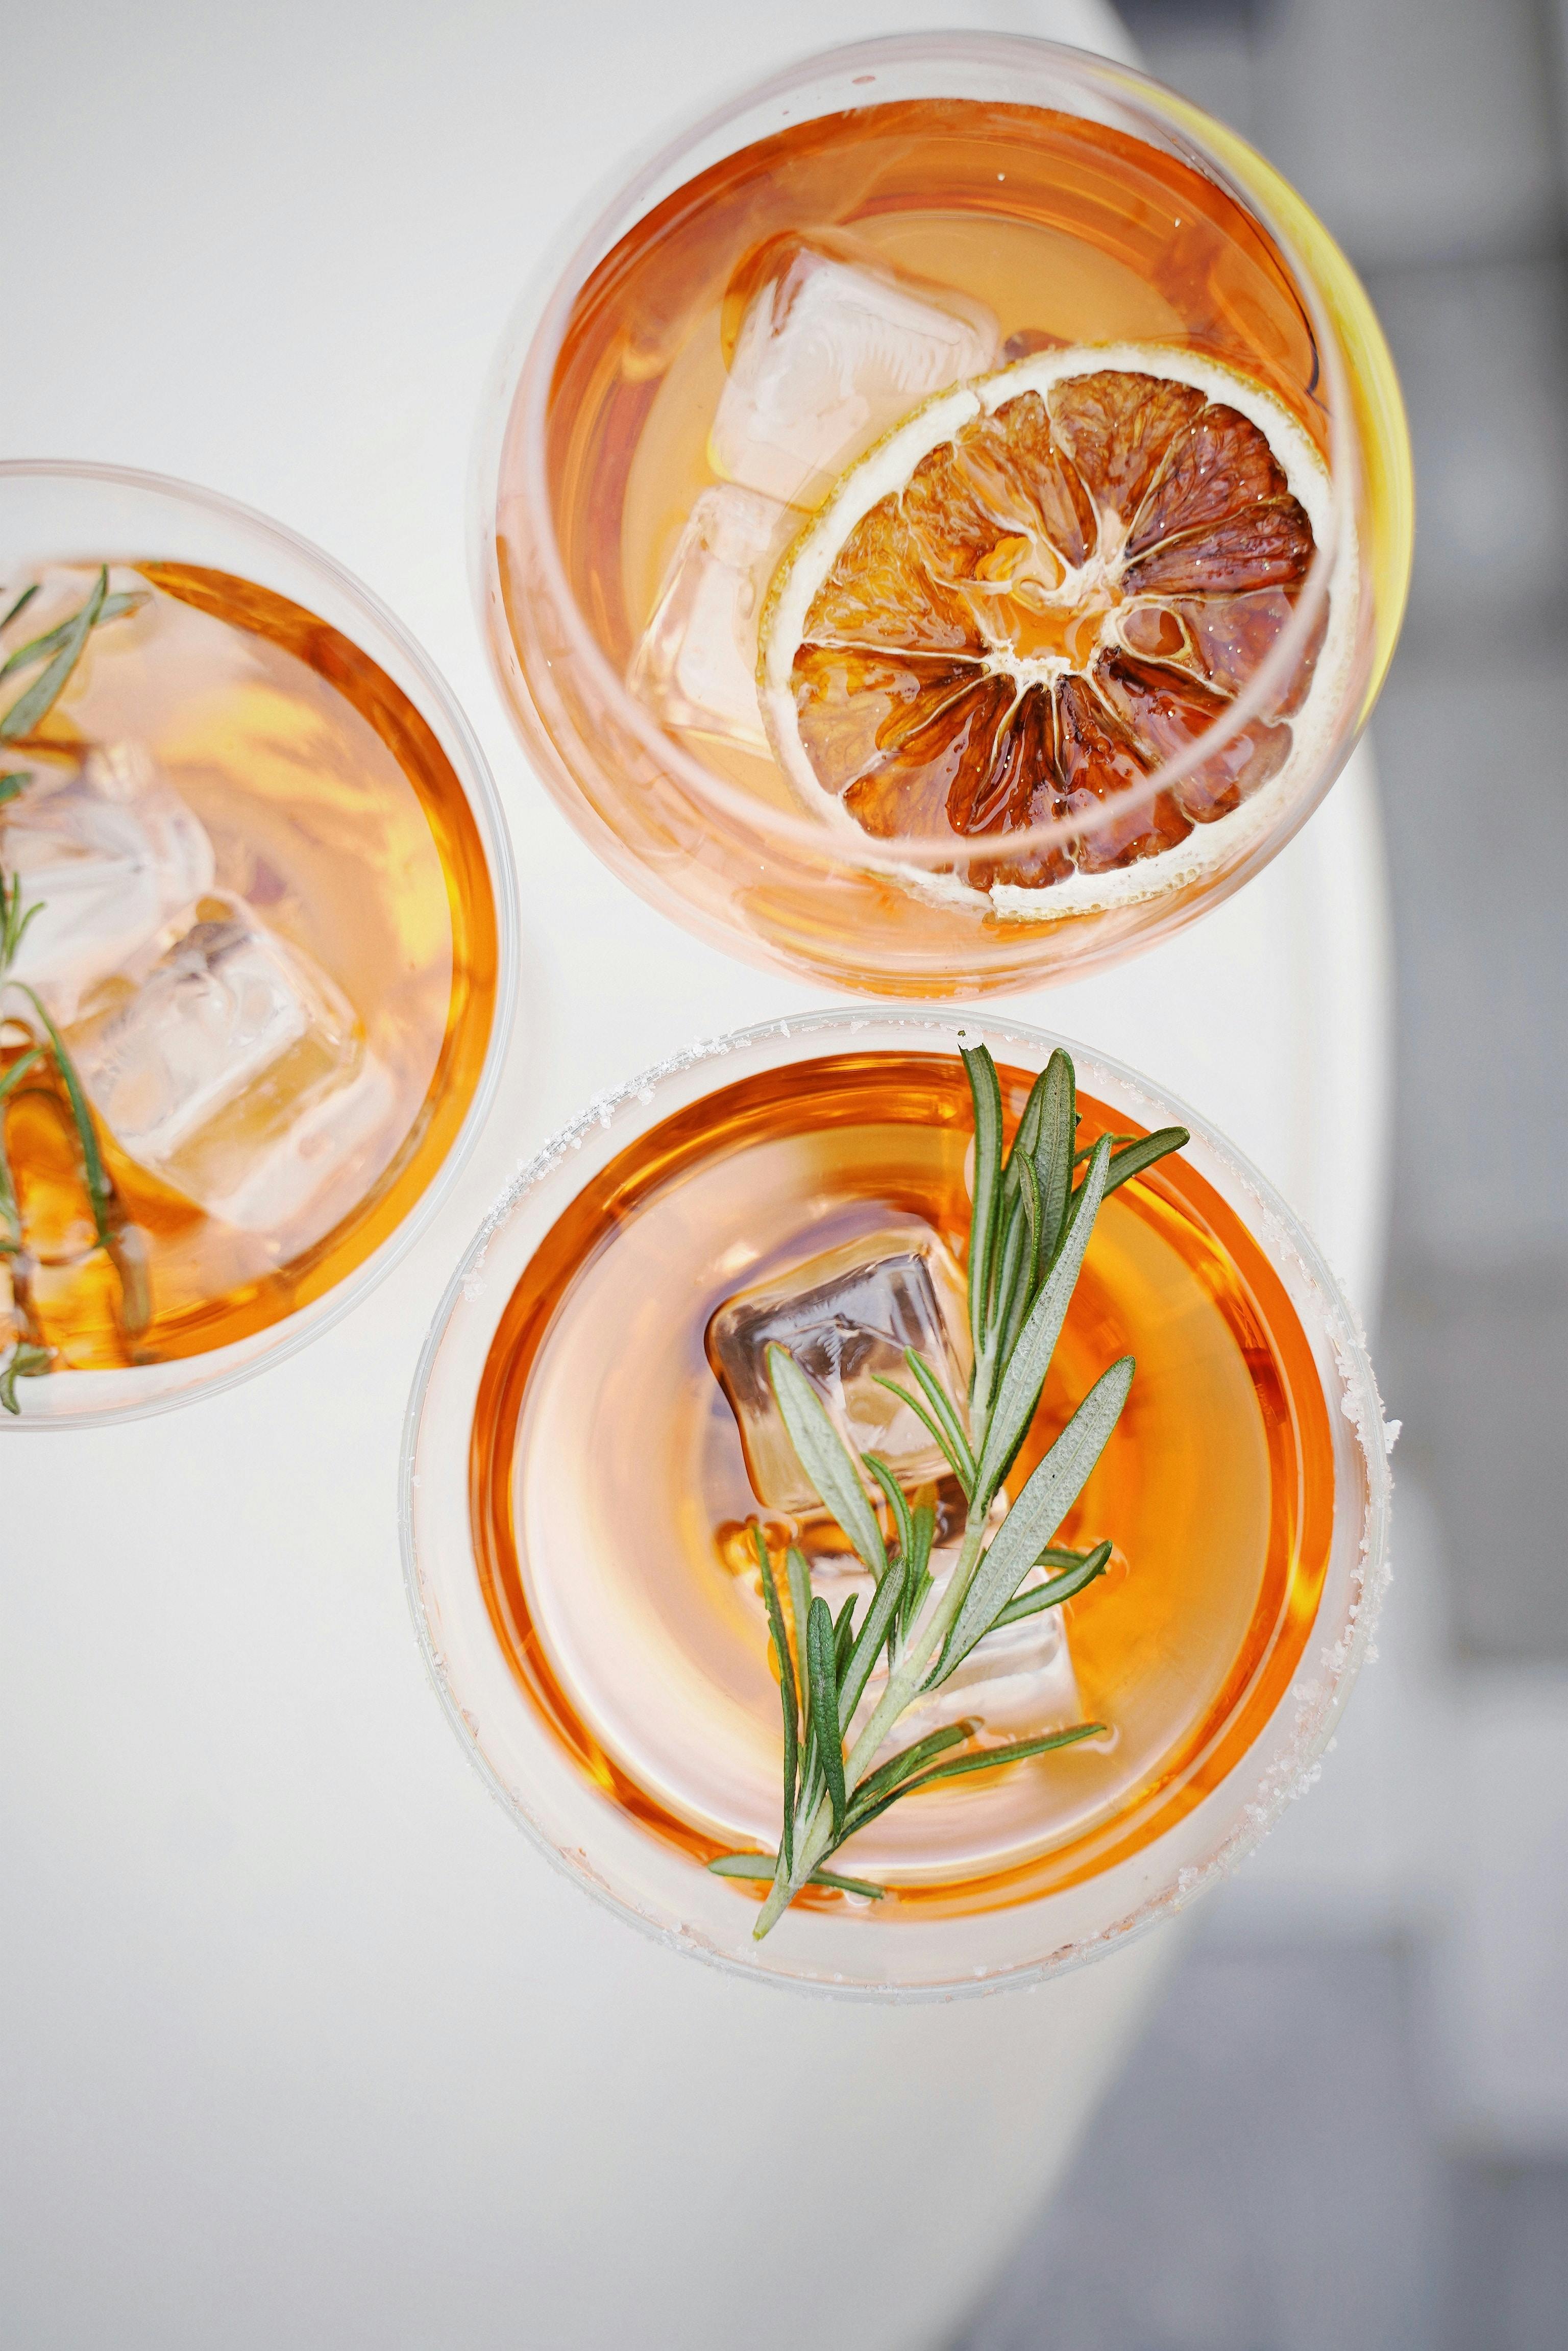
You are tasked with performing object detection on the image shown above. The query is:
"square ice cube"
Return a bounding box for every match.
[627,485,793,751]
[706,1216,970,1515]
[903,1586,1083,1742]
[709,234,1000,509]
[752,1535,1082,1750]
[67,900,393,1233]
[0,746,214,1023]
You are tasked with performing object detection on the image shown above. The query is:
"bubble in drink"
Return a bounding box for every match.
[69,899,394,1233]
[0,746,215,1023]
[705,1217,969,1513]
[627,485,792,749]
[709,231,1000,508]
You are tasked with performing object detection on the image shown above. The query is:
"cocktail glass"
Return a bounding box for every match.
[478,32,1412,998]
[0,462,517,1425]
[403,1010,1389,1996]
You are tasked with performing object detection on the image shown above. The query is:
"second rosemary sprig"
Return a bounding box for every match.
[709,1039,1187,1938]
[0,569,151,1406]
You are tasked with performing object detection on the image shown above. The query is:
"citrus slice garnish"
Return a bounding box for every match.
[757,344,1353,910]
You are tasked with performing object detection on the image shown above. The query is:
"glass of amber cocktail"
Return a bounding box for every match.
[403,1011,1389,1995]
[0,464,516,1425]
[480,33,1412,998]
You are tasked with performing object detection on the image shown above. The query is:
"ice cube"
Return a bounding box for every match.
[627,485,793,750]
[706,1216,970,1515]
[67,899,394,1233]
[895,1581,1083,1742]
[0,746,215,1024]
[739,1527,1082,1749]
[709,233,1000,508]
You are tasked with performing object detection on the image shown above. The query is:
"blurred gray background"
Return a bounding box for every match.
[959,2,1568,2345]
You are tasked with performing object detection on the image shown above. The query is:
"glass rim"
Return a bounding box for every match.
[402,1006,1393,1999]
[478,30,1359,875]
[0,455,521,1430]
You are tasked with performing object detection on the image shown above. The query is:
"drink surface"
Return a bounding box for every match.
[548,99,1326,660]
[471,1051,1335,1920]
[532,96,1340,844]
[0,563,498,1373]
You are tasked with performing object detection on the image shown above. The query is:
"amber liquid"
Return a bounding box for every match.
[1,563,498,1370]
[471,1052,1335,1922]
[534,99,1330,813]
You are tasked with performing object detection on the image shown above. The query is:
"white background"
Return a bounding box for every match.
[1,4,1392,2345]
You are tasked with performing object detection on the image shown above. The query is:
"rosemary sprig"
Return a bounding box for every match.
[709,1041,1188,1937]
[0,570,151,1406]
[0,868,44,969]
[0,584,41,634]
[0,587,143,690]
[0,566,110,745]
[0,1340,51,1414]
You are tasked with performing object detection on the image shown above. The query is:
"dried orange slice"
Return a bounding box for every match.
[757,345,1353,910]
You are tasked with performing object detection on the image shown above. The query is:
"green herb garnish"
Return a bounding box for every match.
[0,587,143,691]
[709,1041,1188,1937]
[0,569,150,1408]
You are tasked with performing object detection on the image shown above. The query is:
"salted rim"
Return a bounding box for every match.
[401,1007,1394,2000]
[758,341,1359,919]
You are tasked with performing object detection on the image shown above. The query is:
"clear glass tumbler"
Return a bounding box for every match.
[0,461,517,1425]
[479,33,1412,998]
[403,1010,1390,1996]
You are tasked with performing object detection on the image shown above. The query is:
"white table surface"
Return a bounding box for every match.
[2,5,1392,2346]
